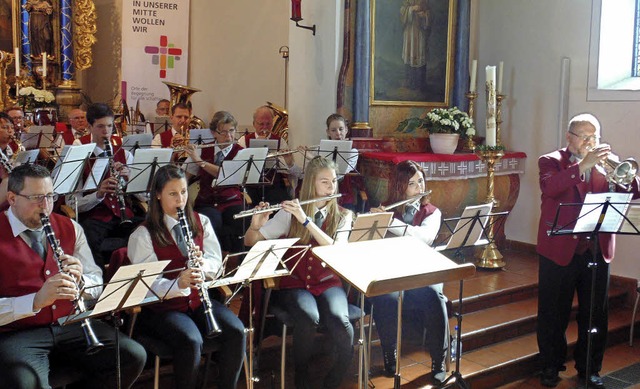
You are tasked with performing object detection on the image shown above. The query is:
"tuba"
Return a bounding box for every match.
[266,101,289,143]
[163,82,206,155]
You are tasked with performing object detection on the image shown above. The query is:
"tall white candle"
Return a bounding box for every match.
[497,61,504,94]
[14,47,19,77]
[469,59,478,93]
[42,52,47,78]
[485,66,497,147]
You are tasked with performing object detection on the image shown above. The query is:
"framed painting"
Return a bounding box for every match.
[370,0,457,107]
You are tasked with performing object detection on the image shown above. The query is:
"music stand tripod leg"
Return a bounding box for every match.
[439,279,469,389]
[394,291,403,389]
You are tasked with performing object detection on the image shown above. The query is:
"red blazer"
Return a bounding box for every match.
[536,148,640,266]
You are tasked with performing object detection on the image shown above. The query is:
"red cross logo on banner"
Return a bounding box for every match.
[144,35,182,78]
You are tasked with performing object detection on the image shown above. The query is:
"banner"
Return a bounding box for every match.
[121,0,190,118]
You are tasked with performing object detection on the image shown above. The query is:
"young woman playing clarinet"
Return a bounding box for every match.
[127,164,246,389]
[244,156,354,389]
[369,160,449,384]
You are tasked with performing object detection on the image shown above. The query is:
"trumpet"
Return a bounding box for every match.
[587,145,638,191]
[176,207,222,337]
[103,139,132,225]
[379,191,432,212]
[233,194,342,219]
[40,213,105,354]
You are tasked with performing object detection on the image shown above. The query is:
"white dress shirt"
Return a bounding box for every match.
[0,208,103,326]
[259,205,353,243]
[127,213,222,300]
[388,202,442,246]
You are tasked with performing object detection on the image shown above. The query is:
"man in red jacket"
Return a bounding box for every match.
[0,163,145,388]
[536,113,640,388]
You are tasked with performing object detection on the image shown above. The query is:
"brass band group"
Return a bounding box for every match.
[0,99,638,389]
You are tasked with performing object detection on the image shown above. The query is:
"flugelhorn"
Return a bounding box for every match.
[378,191,432,212]
[176,207,221,337]
[233,194,342,219]
[587,145,638,191]
[40,213,105,354]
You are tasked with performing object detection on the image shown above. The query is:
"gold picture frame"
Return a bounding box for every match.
[370,0,457,107]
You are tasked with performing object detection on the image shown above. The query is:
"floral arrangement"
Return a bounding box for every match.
[18,86,56,110]
[396,106,476,139]
[425,106,476,138]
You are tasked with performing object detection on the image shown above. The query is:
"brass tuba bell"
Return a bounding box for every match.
[266,101,289,143]
[163,81,206,130]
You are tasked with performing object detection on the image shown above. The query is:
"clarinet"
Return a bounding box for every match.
[176,207,222,337]
[40,213,105,354]
[103,139,132,225]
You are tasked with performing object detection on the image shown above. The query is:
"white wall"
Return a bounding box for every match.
[475,0,640,279]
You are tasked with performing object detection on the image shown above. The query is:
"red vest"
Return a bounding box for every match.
[278,212,345,296]
[0,212,76,331]
[160,130,174,148]
[146,214,205,313]
[244,133,281,148]
[194,143,244,212]
[80,141,134,222]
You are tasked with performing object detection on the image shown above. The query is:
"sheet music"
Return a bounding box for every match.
[619,204,640,233]
[122,133,153,154]
[249,139,279,169]
[439,202,493,250]
[127,148,173,193]
[574,192,633,233]
[83,157,109,192]
[52,143,95,195]
[91,260,170,315]
[189,129,214,144]
[214,147,269,186]
[207,238,299,287]
[348,212,393,242]
[318,139,357,175]
[13,149,40,164]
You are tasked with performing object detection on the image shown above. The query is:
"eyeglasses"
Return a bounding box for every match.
[568,131,600,142]
[16,193,59,203]
[216,129,236,136]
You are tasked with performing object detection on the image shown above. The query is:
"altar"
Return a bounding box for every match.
[359,151,527,245]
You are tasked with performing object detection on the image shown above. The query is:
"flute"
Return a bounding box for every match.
[380,191,432,211]
[40,213,104,354]
[233,193,342,219]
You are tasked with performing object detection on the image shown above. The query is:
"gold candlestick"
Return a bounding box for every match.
[475,148,505,268]
[465,91,478,150]
[496,94,506,147]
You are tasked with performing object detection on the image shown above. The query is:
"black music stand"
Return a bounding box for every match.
[431,203,504,389]
[548,192,638,388]
[125,148,173,194]
[58,261,180,389]
[206,238,308,389]
[313,236,476,389]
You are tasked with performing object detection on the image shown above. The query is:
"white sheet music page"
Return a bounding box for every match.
[574,192,633,233]
[442,202,493,250]
[214,147,268,186]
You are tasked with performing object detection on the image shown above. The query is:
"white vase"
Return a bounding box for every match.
[429,133,460,154]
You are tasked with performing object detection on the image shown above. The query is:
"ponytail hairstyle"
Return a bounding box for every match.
[146,164,201,246]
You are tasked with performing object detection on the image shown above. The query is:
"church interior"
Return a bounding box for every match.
[1,0,639,388]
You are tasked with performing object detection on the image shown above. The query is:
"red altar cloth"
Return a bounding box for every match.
[360,151,527,163]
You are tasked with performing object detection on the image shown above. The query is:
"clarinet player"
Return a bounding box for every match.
[0,163,146,389]
[127,164,246,389]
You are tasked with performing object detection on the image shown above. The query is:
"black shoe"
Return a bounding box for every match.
[540,367,560,387]
[382,348,397,377]
[578,372,605,389]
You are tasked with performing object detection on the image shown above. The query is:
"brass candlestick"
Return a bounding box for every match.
[465,91,477,150]
[475,148,505,268]
[496,94,506,147]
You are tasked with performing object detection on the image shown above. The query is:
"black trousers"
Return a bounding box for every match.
[536,251,610,374]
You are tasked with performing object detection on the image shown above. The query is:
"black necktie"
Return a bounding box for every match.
[24,229,46,260]
[314,210,324,227]
[403,206,417,224]
[214,151,224,166]
[172,224,188,257]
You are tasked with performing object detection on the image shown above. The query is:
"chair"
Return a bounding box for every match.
[256,286,364,389]
[630,286,640,346]
[106,247,223,389]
